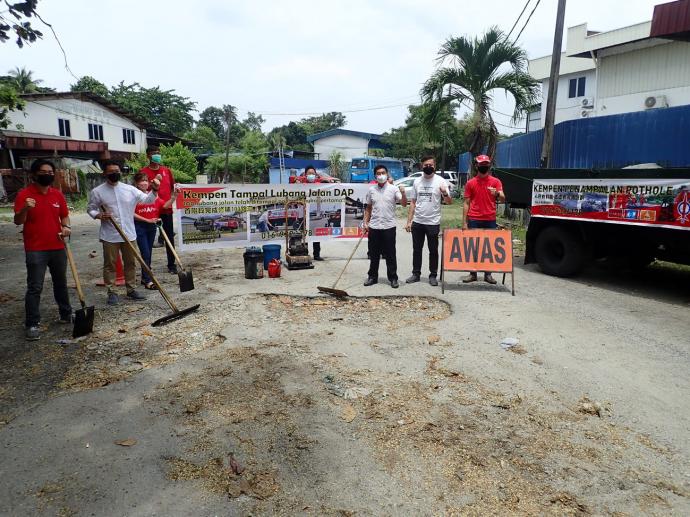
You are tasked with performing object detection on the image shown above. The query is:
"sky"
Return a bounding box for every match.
[3,0,662,135]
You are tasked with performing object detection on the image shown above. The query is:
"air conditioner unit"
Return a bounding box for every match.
[644,95,668,109]
[580,110,591,118]
[581,97,594,108]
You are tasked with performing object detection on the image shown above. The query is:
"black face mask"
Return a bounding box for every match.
[107,172,121,183]
[422,165,435,175]
[477,166,490,174]
[35,174,55,186]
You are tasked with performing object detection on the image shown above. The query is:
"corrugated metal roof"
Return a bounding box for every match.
[651,0,690,40]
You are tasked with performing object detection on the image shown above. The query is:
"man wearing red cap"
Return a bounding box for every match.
[462,155,505,284]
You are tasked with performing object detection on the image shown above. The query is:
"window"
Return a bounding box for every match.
[122,128,136,145]
[351,159,369,169]
[88,123,104,141]
[58,118,71,137]
[568,76,586,98]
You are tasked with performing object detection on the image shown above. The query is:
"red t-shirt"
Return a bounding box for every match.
[464,175,503,221]
[14,184,68,251]
[135,197,166,221]
[141,165,174,214]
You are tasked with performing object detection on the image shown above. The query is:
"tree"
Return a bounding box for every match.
[221,104,239,179]
[183,125,221,153]
[198,106,225,140]
[242,112,265,132]
[0,1,42,47]
[7,67,43,93]
[299,112,346,135]
[0,84,23,129]
[421,27,538,169]
[327,150,346,180]
[109,82,196,135]
[70,76,110,97]
[125,142,197,183]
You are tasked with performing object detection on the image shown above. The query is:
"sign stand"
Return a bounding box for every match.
[440,229,515,296]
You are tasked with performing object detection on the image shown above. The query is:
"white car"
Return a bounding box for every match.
[393,176,456,202]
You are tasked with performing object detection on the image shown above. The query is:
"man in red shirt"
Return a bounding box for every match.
[14,159,72,341]
[462,154,505,284]
[140,146,177,273]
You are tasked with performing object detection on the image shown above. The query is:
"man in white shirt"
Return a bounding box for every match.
[87,160,159,305]
[363,165,407,288]
[405,156,452,286]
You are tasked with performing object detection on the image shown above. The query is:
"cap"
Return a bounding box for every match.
[475,154,491,164]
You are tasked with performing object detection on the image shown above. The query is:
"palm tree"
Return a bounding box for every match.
[421,27,538,169]
[7,67,43,93]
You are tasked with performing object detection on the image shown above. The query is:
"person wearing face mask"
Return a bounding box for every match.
[87,160,160,305]
[405,156,452,286]
[14,159,73,341]
[462,154,505,284]
[141,146,177,273]
[363,165,407,288]
[302,165,324,261]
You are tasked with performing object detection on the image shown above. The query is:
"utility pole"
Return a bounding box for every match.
[540,0,567,168]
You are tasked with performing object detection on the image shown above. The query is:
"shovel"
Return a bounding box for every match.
[103,208,199,327]
[156,221,194,292]
[318,233,365,298]
[64,240,95,338]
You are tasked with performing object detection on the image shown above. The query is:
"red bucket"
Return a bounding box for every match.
[267,258,282,278]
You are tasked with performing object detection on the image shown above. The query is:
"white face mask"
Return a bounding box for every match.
[376,174,388,184]
[306,174,316,183]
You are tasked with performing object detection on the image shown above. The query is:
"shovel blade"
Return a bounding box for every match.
[152,304,200,327]
[72,306,95,338]
[317,286,349,298]
[177,269,195,292]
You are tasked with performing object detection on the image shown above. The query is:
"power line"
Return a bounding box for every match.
[506,0,532,40]
[253,102,412,117]
[514,0,542,43]
[31,10,80,82]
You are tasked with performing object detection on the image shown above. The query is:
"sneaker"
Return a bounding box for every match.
[405,274,420,284]
[390,279,399,289]
[484,273,497,285]
[429,276,439,286]
[126,290,146,301]
[58,313,74,324]
[168,266,178,274]
[25,326,40,341]
[462,273,478,283]
[313,255,324,261]
[107,292,120,306]
[363,277,377,286]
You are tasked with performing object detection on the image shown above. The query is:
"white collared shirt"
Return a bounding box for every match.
[366,182,402,230]
[87,182,156,242]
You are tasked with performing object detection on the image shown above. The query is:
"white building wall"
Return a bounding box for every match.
[6,98,146,154]
[540,69,597,126]
[312,134,369,162]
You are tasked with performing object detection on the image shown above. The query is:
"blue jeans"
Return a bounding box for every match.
[467,219,497,230]
[160,213,176,270]
[25,249,72,327]
[135,221,157,284]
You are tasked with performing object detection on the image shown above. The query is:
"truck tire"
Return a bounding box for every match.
[535,226,586,277]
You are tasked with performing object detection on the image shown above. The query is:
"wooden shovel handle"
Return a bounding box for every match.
[332,233,365,289]
[64,241,86,308]
[156,221,184,270]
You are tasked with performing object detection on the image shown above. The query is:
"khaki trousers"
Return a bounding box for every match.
[102,240,137,293]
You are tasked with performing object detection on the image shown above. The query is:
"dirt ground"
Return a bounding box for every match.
[0,213,689,516]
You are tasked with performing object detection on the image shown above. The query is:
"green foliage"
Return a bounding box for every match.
[125,143,198,183]
[70,76,109,97]
[7,67,43,93]
[198,106,225,139]
[160,142,198,183]
[0,1,42,47]
[183,125,222,153]
[327,150,346,180]
[421,27,537,162]
[203,131,268,183]
[0,83,24,129]
[299,112,346,135]
[267,112,346,152]
[243,112,265,132]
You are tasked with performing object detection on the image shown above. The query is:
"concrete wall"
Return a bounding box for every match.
[540,69,597,126]
[312,134,369,162]
[6,98,147,154]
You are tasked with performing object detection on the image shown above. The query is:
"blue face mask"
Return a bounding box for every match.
[151,154,162,164]
[306,174,316,183]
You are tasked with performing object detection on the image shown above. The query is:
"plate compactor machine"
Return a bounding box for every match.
[284,200,314,270]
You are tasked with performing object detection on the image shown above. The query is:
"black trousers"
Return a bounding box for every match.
[25,249,72,327]
[411,222,440,277]
[313,241,321,257]
[159,213,176,270]
[367,227,397,281]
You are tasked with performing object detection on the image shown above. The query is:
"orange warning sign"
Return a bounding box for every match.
[442,229,513,272]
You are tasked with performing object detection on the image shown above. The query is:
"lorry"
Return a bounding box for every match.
[493,167,690,276]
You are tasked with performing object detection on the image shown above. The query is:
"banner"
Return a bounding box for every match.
[174,183,372,250]
[531,178,690,230]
